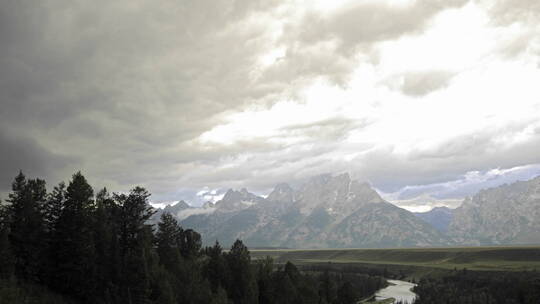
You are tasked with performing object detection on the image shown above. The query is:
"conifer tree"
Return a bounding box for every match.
[94,188,120,302]
[336,282,356,304]
[42,181,68,285]
[43,182,66,233]
[180,228,202,259]
[155,212,183,270]
[204,241,228,294]
[256,256,273,304]
[7,172,46,282]
[114,186,155,304]
[0,201,15,279]
[318,270,337,304]
[225,239,258,304]
[271,270,297,304]
[49,172,97,301]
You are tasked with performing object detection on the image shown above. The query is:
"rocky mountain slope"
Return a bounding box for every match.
[448,176,540,245]
[152,200,190,220]
[414,207,454,233]
[154,174,540,248]
[176,173,450,248]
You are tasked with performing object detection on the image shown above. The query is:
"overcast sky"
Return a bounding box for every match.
[1,0,540,210]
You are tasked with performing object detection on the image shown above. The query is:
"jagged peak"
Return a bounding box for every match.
[272,182,293,192]
[177,200,189,207]
[349,179,376,191]
[215,187,265,211]
[162,200,191,213]
[222,188,241,201]
[307,173,333,185]
[222,188,258,199]
[267,182,294,202]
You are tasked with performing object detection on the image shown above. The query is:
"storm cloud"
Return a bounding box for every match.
[1,0,539,209]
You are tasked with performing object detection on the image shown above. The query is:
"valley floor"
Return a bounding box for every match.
[251,246,540,273]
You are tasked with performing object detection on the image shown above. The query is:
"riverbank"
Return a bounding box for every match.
[375,280,416,303]
[360,297,395,304]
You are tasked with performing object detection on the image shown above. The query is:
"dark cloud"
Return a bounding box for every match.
[0,0,285,194]
[1,0,539,206]
[0,129,76,191]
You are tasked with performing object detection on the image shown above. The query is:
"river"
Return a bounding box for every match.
[374,279,417,303]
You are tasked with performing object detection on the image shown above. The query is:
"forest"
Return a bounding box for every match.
[2,171,540,304]
[412,269,540,304]
[0,171,386,304]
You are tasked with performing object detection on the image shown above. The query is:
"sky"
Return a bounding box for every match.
[1,0,540,211]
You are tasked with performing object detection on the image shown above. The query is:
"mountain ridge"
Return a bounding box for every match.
[173,173,451,248]
[448,176,540,245]
[414,206,454,233]
[153,174,540,248]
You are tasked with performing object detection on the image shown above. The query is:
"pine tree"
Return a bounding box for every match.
[336,282,357,304]
[151,267,176,304]
[271,270,297,304]
[94,188,120,303]
[318,270,337,304]
[41,181,67,286]
[180,228,202,259]
[43,182,66,233]
[204,241,228,294]
[155,212,183,270]
[0,201,15,280]
[114,186,155,304]
[225,239,258,304]
[256,256,273,304]
[7,172,46,283]
[284,261,301,285]
[49,172,97,301]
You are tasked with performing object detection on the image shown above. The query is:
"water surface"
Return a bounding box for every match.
[375,279,417,303]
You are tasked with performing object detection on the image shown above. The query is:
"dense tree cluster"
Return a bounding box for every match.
[413,268,540,304]
[0,171,385,304]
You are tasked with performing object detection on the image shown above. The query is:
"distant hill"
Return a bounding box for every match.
[414,206,454,233]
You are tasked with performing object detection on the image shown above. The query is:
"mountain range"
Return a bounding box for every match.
[152,173,540,248]
[448,176,540,245]
[414,207,454,233]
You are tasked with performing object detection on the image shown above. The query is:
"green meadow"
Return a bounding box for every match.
[251,246,540,273]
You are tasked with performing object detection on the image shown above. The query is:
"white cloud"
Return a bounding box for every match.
[384,163,540,200]
[2,0,540,204]
[196,187,226,204]
[178,0,540,201]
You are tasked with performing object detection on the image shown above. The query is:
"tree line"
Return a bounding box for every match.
[0,171,385,304]
[413,268,540,304]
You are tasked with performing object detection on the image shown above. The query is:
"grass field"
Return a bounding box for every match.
[251,246,540,272]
